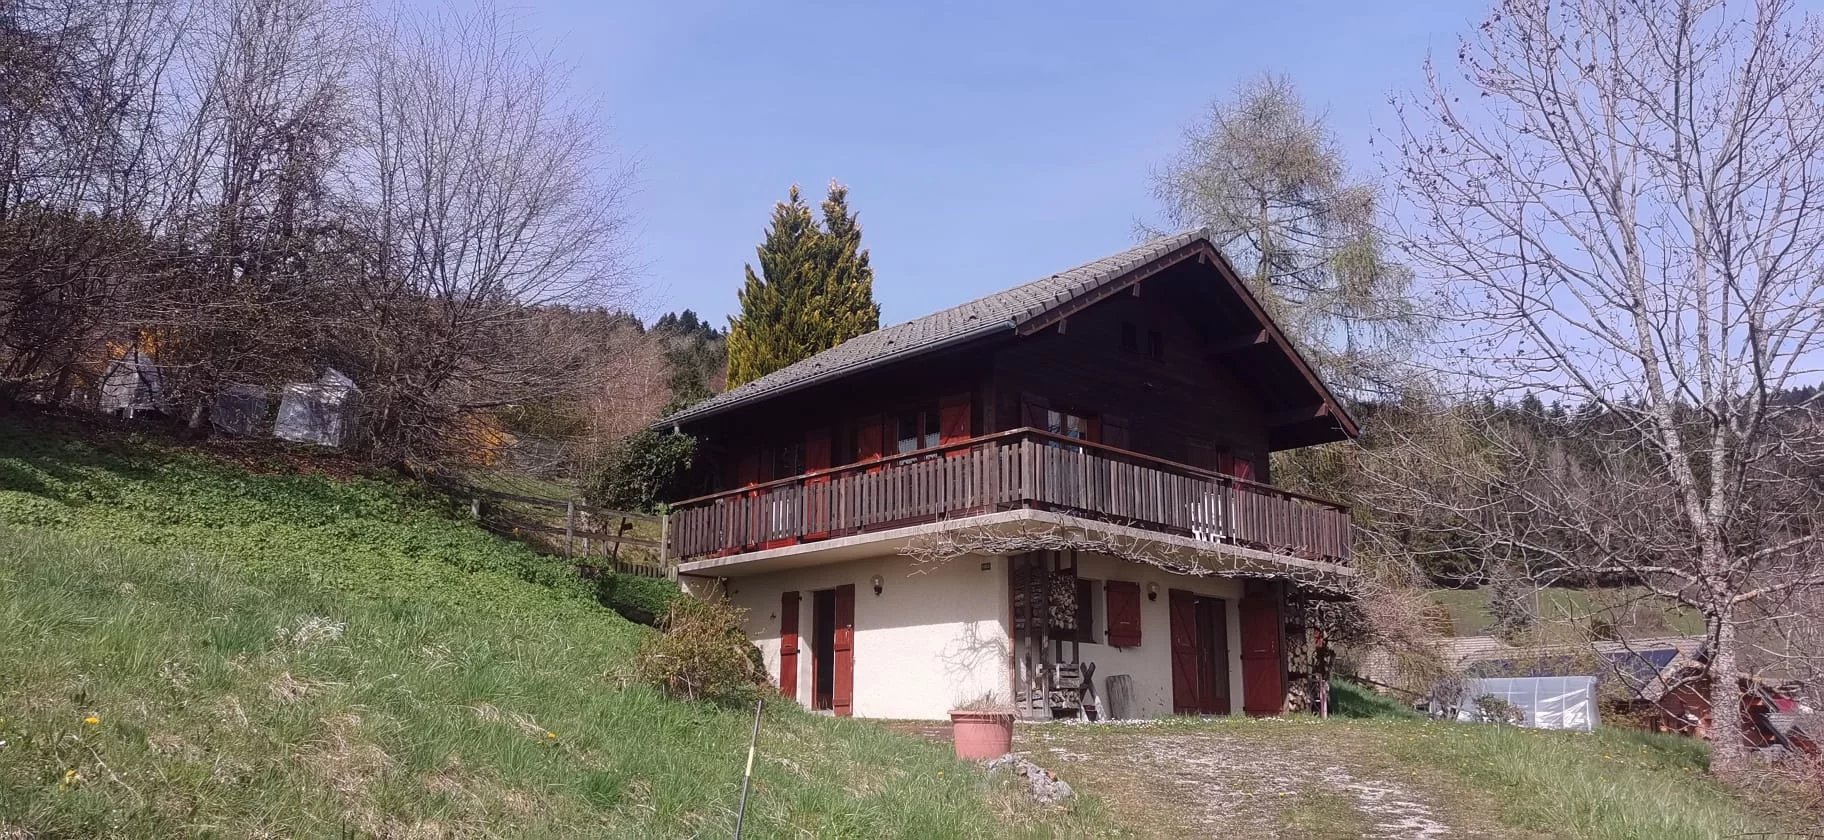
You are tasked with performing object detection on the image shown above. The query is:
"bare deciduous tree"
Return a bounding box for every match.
[1389,0,1824,774]
[349,1,633,461]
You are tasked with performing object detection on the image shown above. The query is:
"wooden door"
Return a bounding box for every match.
[1239,594,1284,716]
[832,583,856,717]
[779,592,800,700]
[1197,598,1231,715]
[1169,589,1201,714]
[736,452,763,552]
[803,427,832,540]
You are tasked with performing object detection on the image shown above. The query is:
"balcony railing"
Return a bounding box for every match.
[667,428,1351,566]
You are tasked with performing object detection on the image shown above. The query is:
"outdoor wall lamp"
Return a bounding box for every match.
[871,574,884,597]
[1147,582,1159,601]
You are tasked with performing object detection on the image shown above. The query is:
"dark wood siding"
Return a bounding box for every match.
[988,268,1271,481]
[681,259,1305,497]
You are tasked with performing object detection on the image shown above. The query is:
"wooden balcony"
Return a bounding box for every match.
[668,428,1352,567]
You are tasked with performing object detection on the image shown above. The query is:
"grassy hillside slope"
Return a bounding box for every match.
[1429,586,1706,638]
[0,419,1097,839]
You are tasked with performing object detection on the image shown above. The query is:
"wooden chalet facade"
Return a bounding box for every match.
[661,230,1358,720]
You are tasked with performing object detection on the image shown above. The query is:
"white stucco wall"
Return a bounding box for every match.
[1066,552,1246,719]
[715,555,1012,720]
[693,550,1255,721]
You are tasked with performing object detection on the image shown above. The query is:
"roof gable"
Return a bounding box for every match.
[662,230,1358,444]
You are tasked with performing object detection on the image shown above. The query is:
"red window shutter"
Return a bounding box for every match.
[1102,414,1130,449]
[1104,580,1142,647]
[1239,594,1284,716]
[855,415,885,462]
[1232,454,1257,482]
[832,584,856,717]
[779,592,800,700]
[1168,590,1200,714]
[938,392,972,445]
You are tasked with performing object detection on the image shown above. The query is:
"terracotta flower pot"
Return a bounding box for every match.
[949,710,1014,760]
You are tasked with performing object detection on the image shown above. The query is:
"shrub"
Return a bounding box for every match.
[632,599,766,706]
[594,573,684,626]
[1473,694,1525,725]
[587,429,696,513]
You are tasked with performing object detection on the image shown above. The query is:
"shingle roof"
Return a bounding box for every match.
[660,229,1210,428]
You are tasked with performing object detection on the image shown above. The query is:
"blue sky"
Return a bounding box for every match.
[536,1,1482,326]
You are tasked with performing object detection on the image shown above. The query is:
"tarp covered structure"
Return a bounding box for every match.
[1462,676,1600,731]
[274,369,359,447]
[211,384,270,437]
[97,350,166,419]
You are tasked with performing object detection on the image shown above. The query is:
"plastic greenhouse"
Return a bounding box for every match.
[97,350,167,419]
[211,384,271,437]
[274,369,360,447]
[1461,676,1600,731]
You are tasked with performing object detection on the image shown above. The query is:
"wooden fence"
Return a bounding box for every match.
[455,484,672,579]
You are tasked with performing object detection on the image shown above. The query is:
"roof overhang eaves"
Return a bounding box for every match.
[1195,242,1362,440]
[654,319,1015,430]
[1012,235,1361,443]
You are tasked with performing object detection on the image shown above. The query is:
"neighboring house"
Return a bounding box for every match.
[658,231,1358,721]
[1441,634,1817,753]
[1438,636,1704,732]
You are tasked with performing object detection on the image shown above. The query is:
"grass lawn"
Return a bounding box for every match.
[0,417,1104,838]
[1428,586,1707,638]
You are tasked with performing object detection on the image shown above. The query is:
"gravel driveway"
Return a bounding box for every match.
[1010,719,1524,839]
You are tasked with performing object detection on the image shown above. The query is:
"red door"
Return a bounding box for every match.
[1169,590,1201,714]
[779,592,800,700]
[1239,594,1284,716]
[832,584,856,717]
[1170,591,1232,715]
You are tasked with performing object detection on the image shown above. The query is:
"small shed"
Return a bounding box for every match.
[97,350,167,419]
[274,369,360,447]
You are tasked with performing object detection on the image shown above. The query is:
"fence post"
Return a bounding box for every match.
[660,513,674,580]
[470,497,482,520]
[564,501,575,557]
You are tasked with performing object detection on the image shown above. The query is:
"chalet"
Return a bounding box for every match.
[659,230,1358,720]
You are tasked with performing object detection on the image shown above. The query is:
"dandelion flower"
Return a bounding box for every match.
[545,731,556,740]
[83,715,100,726]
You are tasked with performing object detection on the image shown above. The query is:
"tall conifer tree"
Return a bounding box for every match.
[815,181,881,345]
[725,182,880,387]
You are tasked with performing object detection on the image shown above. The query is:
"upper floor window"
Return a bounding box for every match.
[895,405,941,454]
[1147,329,1165,361]
[770,441,805,480]
[1121,322,1138,353]
[1046,409,1092,441]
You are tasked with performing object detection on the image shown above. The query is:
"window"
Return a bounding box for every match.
[1046,409,1091,441]
[1147,329,1165,361]
[895,405,941,454]
[1121,322,1138,353]
[771,441,805,480]
[1050,578,1098,643]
